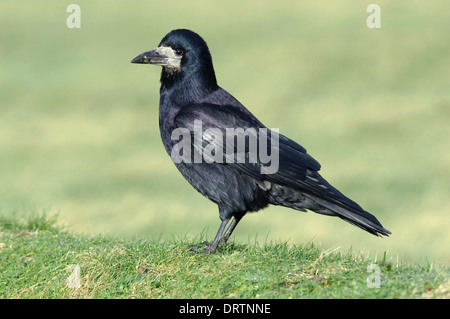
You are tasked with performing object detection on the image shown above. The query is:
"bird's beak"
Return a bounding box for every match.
[131,46,182,72]
[131,49,167,65]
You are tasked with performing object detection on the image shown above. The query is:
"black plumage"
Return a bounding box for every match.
[131,29,390,254]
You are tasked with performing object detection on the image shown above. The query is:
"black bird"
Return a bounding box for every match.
[131,29,390,254]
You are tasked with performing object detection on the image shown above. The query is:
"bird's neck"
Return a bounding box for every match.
[160,69,218,106]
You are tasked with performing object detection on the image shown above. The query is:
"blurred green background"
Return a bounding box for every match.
[1,1,449,264]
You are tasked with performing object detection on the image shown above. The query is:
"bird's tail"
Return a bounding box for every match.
[268,182,391,237]
[303,193,391,237]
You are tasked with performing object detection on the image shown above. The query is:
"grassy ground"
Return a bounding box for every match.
[1,214,448,298]
[0,0,449,273]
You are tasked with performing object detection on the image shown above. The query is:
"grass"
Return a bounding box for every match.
[1,214,448,298]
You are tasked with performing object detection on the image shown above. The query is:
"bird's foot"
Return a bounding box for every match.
[188,241,218,255]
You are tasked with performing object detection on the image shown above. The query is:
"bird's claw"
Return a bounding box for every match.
[188,241,218,254]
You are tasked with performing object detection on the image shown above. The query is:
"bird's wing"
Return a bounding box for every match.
[174,102,321,182]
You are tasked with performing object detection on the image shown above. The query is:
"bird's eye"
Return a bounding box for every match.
[174,48,184,56]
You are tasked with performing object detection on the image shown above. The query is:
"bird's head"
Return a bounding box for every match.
[131,29,217,89]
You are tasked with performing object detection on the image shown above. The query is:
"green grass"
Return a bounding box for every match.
[1,214,448,298]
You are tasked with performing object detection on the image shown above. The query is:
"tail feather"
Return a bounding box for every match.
[304,193,391,237]
[268,183,391,237]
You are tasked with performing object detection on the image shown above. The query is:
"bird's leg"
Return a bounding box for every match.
[206,218,230,254]
[188,218,230,254]
[220,216,242,244]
